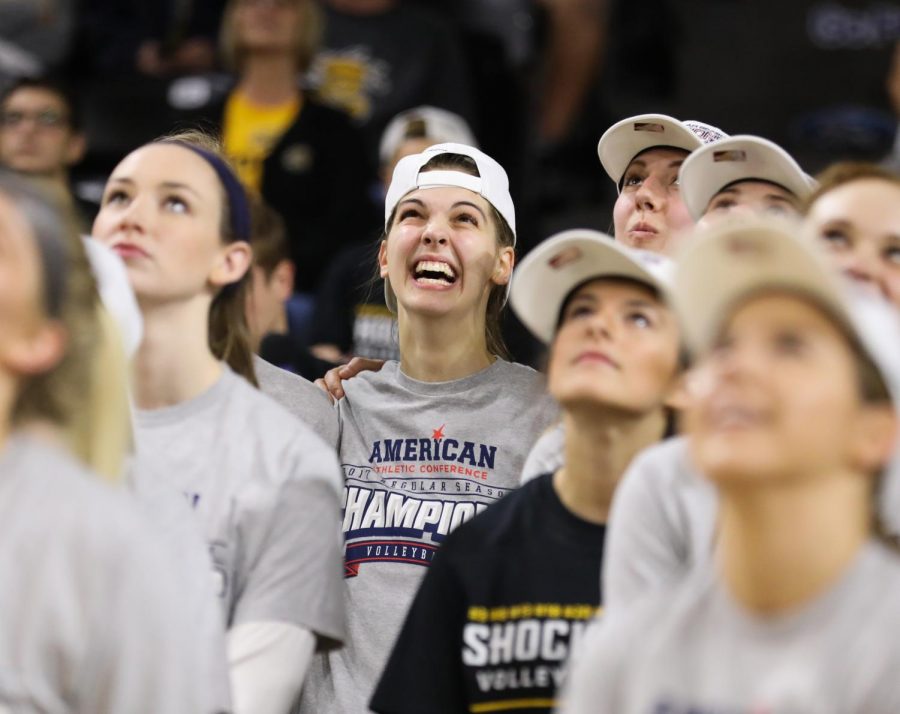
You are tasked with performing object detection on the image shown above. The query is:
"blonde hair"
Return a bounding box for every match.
[152,128,258,385]
[6,173,131,481]
[219,0,323,73]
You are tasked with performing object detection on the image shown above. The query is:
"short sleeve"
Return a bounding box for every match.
[232,471,346,649]
[603,442,691,612]
[370,546,469,714]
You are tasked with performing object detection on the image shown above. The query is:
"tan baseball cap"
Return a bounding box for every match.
[510,228,674,344]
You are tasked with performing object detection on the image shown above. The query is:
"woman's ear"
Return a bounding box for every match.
[210,241,252,288]
[492,246,515,287]
[852,405,898,476]
[2,321,68,376]
[663,371,693,412]
[378,239,389,279]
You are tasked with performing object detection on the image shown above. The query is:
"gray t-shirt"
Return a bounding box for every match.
[0,434,225,714]
[603,436,718,613]
[299,359,559,713]
[520,421,564,483]
[254,354,339,446]
[562,540,900,714]
[133,366,346,647]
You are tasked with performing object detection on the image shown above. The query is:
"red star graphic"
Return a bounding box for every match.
[432,425,445,439]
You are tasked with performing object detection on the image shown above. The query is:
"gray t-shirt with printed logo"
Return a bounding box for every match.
[561,540,900,714]
[133,366,346,647]
[298,359,559,714]
[0,434,227,714]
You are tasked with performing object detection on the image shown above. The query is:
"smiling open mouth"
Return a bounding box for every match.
[413,260,458,286]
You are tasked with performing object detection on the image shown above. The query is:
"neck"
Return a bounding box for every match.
[554,406,666,524]
[250,307,289,352]
[238,55,301,105]
[133,298,223,409]
[398,309,493,382]
[717,474,870,614]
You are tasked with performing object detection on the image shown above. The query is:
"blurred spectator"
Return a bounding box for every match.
[171,0,379,294]
[0,0,75,80]
[307,0,476,164]
[0,76,94,227]
[244,197,335,378]
[308,106,476,364]
[76,0,225,77]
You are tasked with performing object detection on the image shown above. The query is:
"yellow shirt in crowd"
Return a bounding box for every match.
[222,90,300,192]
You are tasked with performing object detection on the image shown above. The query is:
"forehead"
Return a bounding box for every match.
[726,291,843,337]
[111,144,222,198]
[569,276,662,304]
[626,147,689,171]
[814,178,900,216]
[398,184,492,214]
[716,180,797,201]
[2,87,67,111]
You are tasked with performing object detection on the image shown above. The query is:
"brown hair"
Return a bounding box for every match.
[153,129,257,385]
[249,197,290,278]
[219,0,323,73]
[803,161,900,215]
[384,152,516,358]
[4,172,130,480]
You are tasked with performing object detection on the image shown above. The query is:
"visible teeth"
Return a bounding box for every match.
[415,260,456,279]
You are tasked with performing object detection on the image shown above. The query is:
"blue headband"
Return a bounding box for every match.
[163,141,252,242]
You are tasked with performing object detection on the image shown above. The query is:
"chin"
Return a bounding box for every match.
[691,433,783,486]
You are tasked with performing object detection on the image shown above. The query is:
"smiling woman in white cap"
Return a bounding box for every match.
[299,142,558,714]
[679,134,816,228]
[368,229,683,714]
[597,113,725,254]
[562,217,900,714]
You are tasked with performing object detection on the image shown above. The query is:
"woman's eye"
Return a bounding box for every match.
[765,204,788,216]
[104,190,129,206]
[773,331,807,356]
[622,173,644,188]
[626,312,652,328]
[884,244,900,266]
[399,208,422,221]
[456,212,479,226]
[819,228,850,249]
[164,196,189,214]
[710,198,735,212]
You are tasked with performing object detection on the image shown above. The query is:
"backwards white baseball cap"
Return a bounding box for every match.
[510,228,674,344]
[378,106,477,166]
[679,135,816,221]
[597,113,727,187]
[382,142,516,313]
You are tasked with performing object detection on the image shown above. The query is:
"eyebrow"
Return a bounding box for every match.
[397,198,488,220]
[107,177,201,199]
[568,293,661,309]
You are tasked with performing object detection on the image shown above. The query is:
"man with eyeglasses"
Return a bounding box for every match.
[0,76,88,221]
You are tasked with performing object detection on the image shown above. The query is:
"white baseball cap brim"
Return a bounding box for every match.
[383,142,515,313]
[679,135,816,221]
[598,114,709,186]
[510,229,674,344]
[378,106,477,166]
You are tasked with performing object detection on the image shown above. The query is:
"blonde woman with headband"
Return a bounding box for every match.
[299,143,558,713]
[91,131,345,714]
[0,171,225,713]
[563,219,900,713]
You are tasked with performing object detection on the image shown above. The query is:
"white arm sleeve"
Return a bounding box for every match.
[228,621,315,714]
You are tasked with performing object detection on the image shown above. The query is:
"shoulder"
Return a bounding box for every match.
[254,356,338,444]
[226,370,342,491]
[443,475,548,553]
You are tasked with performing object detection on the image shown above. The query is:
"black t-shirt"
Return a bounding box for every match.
[370,473,606,714]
